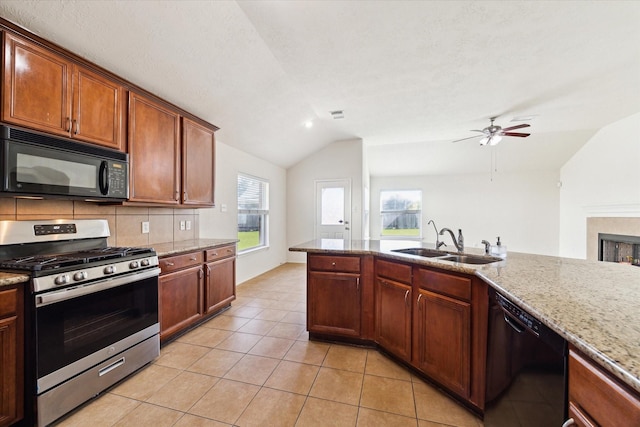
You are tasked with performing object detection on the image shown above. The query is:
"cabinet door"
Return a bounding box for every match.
[182,118,215,206]
[414,289,471,398]
[159,265,203,341]
[0,287,23,427]
[376,277,411,361]
[72,65,124,150]
[2,32,71,136]
[128,92,181,204]
[205,257,236,314]
[568,348,640,426]
[308,271,361,337]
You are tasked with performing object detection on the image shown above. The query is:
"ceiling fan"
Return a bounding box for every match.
[453,117,531,146]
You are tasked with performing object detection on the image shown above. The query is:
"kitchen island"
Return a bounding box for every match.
[290,239,640,422]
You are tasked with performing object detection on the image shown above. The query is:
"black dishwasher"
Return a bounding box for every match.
[485,287,567,426]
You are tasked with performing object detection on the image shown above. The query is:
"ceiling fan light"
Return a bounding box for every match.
[479,136,489,146]
[488,134,503,146]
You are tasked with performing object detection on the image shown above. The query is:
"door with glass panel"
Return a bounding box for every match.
[315,179,351,241]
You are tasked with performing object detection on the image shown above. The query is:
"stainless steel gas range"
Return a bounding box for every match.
[0,219,160,426]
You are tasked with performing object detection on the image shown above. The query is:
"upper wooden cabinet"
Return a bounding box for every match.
[128,93,216,207]
[182,118,215,206]
[2,32,125,150]
[128,92,181,204]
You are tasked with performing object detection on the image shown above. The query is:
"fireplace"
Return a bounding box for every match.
[598,233,640,266]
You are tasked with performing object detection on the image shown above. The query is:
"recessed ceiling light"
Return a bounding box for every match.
[330,110,344,119]
[304,120,313,128]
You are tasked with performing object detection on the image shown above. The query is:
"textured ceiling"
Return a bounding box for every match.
[1,1,639,175]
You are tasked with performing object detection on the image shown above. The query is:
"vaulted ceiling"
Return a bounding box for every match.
[1,1,639,175]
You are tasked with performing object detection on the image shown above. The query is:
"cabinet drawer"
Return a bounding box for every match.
[160,251,204,273]
[206,245,236,262]
[308,255,360,273]
[568,348,640,426]
[0,287,18,318]
[376,259,412,284]
[416,268,471,301]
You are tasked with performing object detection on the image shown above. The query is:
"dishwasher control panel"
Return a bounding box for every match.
[495,292,541,336]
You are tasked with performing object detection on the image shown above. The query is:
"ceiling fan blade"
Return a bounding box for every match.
[501,123,530,132]
[503,132,530,137]
[452,135,481,143]
[470,129,485,133]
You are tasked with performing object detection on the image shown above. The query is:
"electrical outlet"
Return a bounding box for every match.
[179,220,186,231]
[141,221,150,234]
[186,220,191,230]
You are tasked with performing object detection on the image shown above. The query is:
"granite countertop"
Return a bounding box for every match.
[0,271,30,288]
[147,238,238,257]
[290,239,640,394]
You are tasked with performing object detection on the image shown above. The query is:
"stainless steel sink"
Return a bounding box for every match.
[391,248,448,258]
[437,254,502,265]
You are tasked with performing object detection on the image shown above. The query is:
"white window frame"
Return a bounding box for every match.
[237,173,269,253]
[379,189,422,240]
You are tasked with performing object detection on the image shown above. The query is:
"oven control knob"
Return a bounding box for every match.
[129,260,140,269]
[54,274,70,285]
[104,265,116,275]
[73,271,88,281]
[141,259,150,267]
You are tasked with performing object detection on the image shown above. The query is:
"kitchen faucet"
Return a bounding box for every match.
[427,219,446,250]
[481,240,491,255]
[439,228,464,253]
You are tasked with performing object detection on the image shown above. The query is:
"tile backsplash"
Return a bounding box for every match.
[0,198,198,247]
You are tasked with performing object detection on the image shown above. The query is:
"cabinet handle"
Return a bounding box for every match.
[206,265,211,276]
[356,277,360,290]
[190,257,197,261]
[198,269,203,279]
[561,419,575,427]
[212,252,218,257]
[404,289,409,306]
[73,119,79,134]
[65,117,72,132]
[165,262,175,267]
[331,262,336,267]
[417,294,422,308]
[175,191,180,201]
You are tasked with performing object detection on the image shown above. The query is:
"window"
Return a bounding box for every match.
[380,190,422,238]
[237,174,269,252]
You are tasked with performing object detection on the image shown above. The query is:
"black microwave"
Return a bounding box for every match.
[0,125,128,201]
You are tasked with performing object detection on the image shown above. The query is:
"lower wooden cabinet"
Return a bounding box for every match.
[159,244,236,343]
[0,285,24,427]
[375,259,412,361]
[567,346,640,426]
[414,288,471,398]
[205,246,236,314]
[159,264,203,341]
[308,271,361,337]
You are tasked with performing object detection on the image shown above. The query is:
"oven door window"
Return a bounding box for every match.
[36,275,158,379]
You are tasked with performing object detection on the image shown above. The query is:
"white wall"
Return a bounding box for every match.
[370,171,561,256]
[199,142,287,284]
[287,139,364,263]
[559,112,640,259]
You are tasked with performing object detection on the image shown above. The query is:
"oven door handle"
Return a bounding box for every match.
[36,268,161,307]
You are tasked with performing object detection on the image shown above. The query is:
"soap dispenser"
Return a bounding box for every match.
[491,237,507,259]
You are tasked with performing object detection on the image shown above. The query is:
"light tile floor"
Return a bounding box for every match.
[54,263,556,427]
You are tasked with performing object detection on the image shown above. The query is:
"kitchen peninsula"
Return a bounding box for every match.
[290,239,640,424]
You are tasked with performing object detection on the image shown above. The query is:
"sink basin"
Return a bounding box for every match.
[438,254,502,265]
[391,248,447,258]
